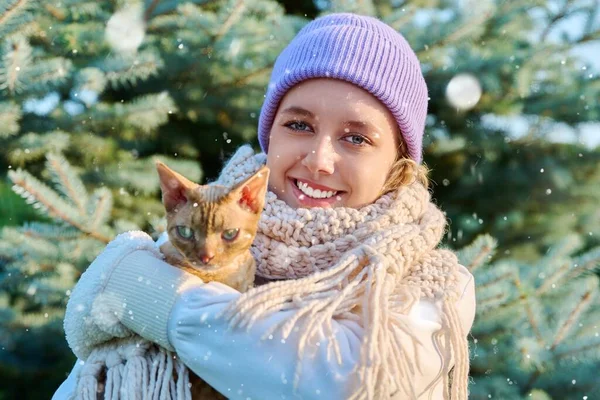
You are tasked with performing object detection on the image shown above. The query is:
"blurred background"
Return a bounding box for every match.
[0,0,599,398]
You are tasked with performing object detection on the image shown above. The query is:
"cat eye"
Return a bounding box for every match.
[176,225,194,239]
[222,228,239,242]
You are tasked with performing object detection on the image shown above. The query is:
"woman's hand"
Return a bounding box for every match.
[64,231,187,359]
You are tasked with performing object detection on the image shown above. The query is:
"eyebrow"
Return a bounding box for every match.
[280,106,315,118]
[280,106,379,133]
[344,120,368,129]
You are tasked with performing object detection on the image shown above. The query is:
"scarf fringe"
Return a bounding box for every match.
[221,243,467,400]
[220,240,463,400]
[74,337,192,400]
[444,297,470,400]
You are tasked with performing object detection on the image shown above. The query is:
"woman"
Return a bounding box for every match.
[55,13,476,400]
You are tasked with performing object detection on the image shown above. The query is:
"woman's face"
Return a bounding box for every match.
[266,78,399,209]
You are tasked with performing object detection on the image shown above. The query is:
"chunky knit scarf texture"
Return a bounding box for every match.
[71,145,468,400]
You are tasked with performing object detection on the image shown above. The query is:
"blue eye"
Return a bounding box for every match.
[285,121,312,132]
[343,134,369,146]
[176,225,193,239]
[222,228,239,241]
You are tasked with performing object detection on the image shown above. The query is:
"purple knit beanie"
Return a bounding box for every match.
[257,13,429,164]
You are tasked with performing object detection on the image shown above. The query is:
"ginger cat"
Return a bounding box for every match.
[156,161,268,291]
[155,161,269,398]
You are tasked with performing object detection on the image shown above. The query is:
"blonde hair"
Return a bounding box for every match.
[380,138,430,195]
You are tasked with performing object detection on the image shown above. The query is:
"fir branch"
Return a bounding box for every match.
[102,156,200,195]
[57,236,107,266]
[477,291,508,311]
[474,270,513,291]
[525,25,600,67]
[45,153,88,215]
[583,0,599,35]
[576,28,600,44]
[103,50,164,89]
[539,1,600,45]
[8,169,112,243]
[383,7,419,32]
[144,0,161,21]
[567,247,600,278]
[571,305,600,339]
[540,0,576,42]
[0,0,27,24]
[148,0,222,20]
[148,3,214,37]
[0,36,32,94]
[0,226,59,261]
[550,290,595,350]
[514,277,545,344]
[536,261,570,295]
[19,57,72,94]
[220,64,273,88]
[554,337,600,361]
[0,0,32,36]
[0,101,21,138]
[417,11,493,56]
[441,10,493,44]
[74,67,107,93]
[524,370,543,394]
[68,1,108,20]
[17,309,66,328]
[43,3,67,20]
[7,132,70,165]
[87,187,113,230]
[19,222,80,241]
[215,0,245,41]
[5,19,39,41]
[330,0,375,16]
[118,91,177,134]
[457,234,497,272]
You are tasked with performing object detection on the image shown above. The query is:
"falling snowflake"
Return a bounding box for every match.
[446,73,482,110]
[105,5,145,54]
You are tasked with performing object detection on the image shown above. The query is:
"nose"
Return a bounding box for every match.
[301,135,336,178]
[199,253,214,264]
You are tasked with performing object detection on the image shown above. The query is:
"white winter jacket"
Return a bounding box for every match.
[53,232,476,400]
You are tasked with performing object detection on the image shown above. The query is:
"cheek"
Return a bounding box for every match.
[345,157,391,197]
[266,131,296,183]
[265,155,284,191]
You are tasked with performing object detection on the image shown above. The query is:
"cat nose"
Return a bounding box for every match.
[199,253,214,264]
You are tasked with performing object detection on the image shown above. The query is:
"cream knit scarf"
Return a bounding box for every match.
[217,146,468,400]
[74,146,468,400]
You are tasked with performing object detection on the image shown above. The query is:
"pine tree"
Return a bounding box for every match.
[461,234,600,399]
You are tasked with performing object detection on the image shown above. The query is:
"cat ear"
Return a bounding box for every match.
[231,166,270,214]
[156,161,196,212]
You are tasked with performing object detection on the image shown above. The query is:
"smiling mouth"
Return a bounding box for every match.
[293,179,341,199]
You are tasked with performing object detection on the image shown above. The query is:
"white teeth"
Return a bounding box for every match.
[296,180,337,199]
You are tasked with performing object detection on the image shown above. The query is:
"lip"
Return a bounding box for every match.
[288,178,344,208]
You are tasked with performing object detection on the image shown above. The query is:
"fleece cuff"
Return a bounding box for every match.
[102,244,204,351]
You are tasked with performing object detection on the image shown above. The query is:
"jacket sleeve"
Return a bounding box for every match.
[102,246,476,399]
